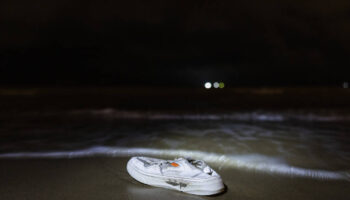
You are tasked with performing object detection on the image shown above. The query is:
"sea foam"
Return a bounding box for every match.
[0,146,348,181]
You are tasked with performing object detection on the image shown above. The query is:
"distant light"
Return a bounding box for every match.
[204,82,212,89]
[344,82,349,89]
[219,82,225,89]
[213,82,219,88]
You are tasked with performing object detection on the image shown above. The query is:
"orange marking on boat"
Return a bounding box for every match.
[171,162,179,167]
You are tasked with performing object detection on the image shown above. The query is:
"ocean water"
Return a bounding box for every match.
[1,109,350,181]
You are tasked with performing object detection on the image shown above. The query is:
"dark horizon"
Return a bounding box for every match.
[1,0,350,87]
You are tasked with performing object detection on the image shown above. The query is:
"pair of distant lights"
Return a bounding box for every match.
[204,82,225,89]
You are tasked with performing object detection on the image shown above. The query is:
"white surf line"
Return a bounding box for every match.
[71,109,350,121]
[0,146,349,181]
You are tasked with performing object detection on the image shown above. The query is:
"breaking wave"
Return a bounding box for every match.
[70,109,350,122]
[0,146,348,181]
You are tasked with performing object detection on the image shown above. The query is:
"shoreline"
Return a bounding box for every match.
[1,157,349,200]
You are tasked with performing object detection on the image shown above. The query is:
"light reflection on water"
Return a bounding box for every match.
[0,109,350,180]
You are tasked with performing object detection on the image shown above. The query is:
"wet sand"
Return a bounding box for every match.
[1,157,349,200]
[1,87,350,199]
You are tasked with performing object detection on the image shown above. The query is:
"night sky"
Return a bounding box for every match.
[1,0,349,86]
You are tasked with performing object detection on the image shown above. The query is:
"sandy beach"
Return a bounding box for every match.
[1,157,349,200]
[1,87,349,200]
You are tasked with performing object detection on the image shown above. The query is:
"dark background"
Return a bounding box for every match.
[1,0,349,87]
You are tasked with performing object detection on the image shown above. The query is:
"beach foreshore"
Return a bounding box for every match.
[1,157,349,200]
